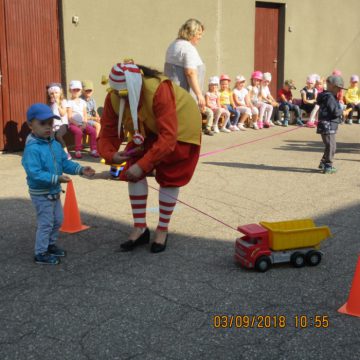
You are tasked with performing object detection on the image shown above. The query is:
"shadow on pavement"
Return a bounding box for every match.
[275,140,360,154]
[0,197,359,359]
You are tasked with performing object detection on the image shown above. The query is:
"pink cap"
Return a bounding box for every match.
[332,69,342,76]
[251,71,263,80]
[220,74,231,82]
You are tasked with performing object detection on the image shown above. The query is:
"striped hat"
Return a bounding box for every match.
[108,61,143,144]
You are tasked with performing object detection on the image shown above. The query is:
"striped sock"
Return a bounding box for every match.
[157,186,179,231]
[128,178,148,228]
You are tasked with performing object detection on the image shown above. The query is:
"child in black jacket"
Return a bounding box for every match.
[316,75,347,174]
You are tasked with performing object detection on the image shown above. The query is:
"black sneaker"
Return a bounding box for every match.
[318,162,325,170]
[34,252,60,265]
[323,166,337,174]
[48,244,66,257]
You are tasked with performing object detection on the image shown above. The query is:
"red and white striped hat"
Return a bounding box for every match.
[108,61,143,144]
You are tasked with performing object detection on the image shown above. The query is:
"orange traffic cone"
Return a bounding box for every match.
[60,180,90,233]
[338,255,360,317]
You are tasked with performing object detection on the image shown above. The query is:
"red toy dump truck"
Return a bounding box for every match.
[234,219,331,272]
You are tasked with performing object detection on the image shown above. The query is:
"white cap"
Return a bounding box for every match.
[263,72,272,81]
[209,76,220,85]
[69,80,82,89]
[235,75,246,83]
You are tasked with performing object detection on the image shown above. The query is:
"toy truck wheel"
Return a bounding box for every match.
[305,250,322,266]
[255,256,271,272]
[290,252,306,268]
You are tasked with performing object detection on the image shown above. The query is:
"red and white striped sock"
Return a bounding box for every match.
[157,186,179,231]
[128,178,148,228]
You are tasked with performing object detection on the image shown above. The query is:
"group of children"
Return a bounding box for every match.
[47,80,101,159]
[202,70,360,136]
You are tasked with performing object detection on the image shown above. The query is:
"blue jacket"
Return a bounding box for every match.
[22,134,83,195]
[316,91,343,135]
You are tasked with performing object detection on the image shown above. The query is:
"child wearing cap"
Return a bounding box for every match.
[67,80,99,158]
[81,80,101,136]
[22,103,95,264]
[278,80,302,127]
[232,75,252,130]
[259,72,277,127]
[219,74,241,131]
[300,75,319,127]
[316,75,346,174]
[344,75,360,124]
[205,76,230,133]
[46,83,71,159]
[247,71,264,129]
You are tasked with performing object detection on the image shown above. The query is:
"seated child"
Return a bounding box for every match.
[67,80,99,158]
[260,72,277,127]
[300,75,319,127]
[247,71,264,129]
[46,82,71,159]
[81,80,101,136]
[219,74,241,131]
[22,103,95,264]
[344,74,360,124]
[232,75,252,130]
[205,76,230,133]
[278,80,303,127]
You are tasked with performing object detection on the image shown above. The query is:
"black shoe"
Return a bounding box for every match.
[150,235,168,253]
[119,228,150,252]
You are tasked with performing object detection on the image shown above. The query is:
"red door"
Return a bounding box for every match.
[254,2,285,96]
[0,0,62,151]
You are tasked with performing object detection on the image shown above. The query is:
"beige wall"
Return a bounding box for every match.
[62,0,360,106]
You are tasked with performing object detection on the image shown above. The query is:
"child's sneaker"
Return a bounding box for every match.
[263,121,270,128]
[269,121,275,127]
[67,153,72,160]
[238,123,246,131]
[257,121,263,129]
[274,120,282,126]
[323,166,337,174]
[253,122,259,130]
[48,244,66,257]
[348,119,353,124]
[220,127,231,133]
[34,252,60,265]
[233,125,240,131]
[213,126,220,133]
[75,151,82,159]
[306,121,316,128]
[90,150,100,158]
[229,125,236,131]
[318,161,325,170]
[296,119,305,126]
[283,120,289,127]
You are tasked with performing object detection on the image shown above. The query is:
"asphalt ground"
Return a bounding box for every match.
[1,123,360,359]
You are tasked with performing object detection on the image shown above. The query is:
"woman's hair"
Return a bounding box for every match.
[177,19,204,41]
[137,65,163,80]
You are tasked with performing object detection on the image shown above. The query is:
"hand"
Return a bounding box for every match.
[81,166,95,177]
[112,151,131,164]
[81,123,87,130]
[59,175,71,183]
[197,94,206,111]
[125,164,144,182]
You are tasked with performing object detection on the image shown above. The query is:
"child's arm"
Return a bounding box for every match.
[58,100,67,117]
[67,107,78,126]
[61,148,95,176]
[205,93,212,108]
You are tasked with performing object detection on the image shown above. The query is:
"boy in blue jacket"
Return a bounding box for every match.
[22,103,95,264]
[316,76,346,174]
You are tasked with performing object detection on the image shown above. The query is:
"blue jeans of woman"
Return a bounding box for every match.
[31,195,63,255]
[225,105,240,126]
[279,102,301,122]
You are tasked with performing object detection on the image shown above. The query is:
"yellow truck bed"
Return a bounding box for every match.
[259,219,331,251]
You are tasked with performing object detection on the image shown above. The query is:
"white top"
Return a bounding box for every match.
[165,39,203,69]
[261,85,271,99]
[247,85,260,104]
[51,99,68,130]
[67,98,87,125]
[233,88,248,106]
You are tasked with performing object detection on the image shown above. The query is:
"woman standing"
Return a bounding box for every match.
[164,19,206,110]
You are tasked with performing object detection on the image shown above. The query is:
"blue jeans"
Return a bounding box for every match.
[225,105,240,126]
[279,102,301,122]
[31,195,63,255]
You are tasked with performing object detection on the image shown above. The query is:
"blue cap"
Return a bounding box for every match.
[26,103,60,122]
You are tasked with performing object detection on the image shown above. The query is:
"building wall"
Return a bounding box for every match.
[61,0,360,106]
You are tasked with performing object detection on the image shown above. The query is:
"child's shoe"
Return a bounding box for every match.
[263,121,270,128]
[67,153,72,160]
[274,120,282,126]
[220,127,231,133]
[48,244,66,257]
[90,150,100,158]
[323,166,337,174]
[296,119,305,126]
[318,161,325,170]
[213,126,220,133]
[253,122,259,130]
[229,125,236,131]
[348,119,353,124]
[238,123,246,131]
[283,120,289,127]
[257,121,263,129]
[233,125,240,131]
[34,252,60,265]
[269,121,275,127]
[75,151,82,159]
